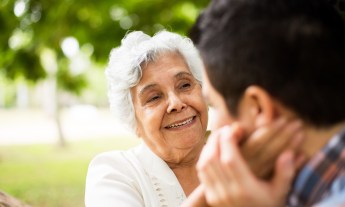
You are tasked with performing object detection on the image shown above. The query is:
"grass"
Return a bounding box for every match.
[0,137,140,207]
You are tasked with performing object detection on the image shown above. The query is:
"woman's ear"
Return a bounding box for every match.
[240,86,276,128]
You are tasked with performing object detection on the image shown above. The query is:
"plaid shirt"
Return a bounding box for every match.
[288,128,345,207]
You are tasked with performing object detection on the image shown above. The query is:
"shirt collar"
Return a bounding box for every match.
[288,127,345,206]
[134,142,181,185]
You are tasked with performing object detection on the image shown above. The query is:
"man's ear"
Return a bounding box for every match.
[240,85,276,128]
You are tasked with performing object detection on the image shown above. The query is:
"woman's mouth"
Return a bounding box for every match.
[165,116,196,129]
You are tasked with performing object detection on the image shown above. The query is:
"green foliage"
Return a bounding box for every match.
[0,0,210,95]
[57,71,87,95]
[5,48,46,81]
[56,59,87,95]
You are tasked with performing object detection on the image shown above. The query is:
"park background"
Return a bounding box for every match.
[0,0,210,206]
[2,0,345,206]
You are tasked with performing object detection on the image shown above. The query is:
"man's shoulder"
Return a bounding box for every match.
[315,172,345,207]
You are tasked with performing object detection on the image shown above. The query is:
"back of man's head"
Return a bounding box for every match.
[192,0,345,127]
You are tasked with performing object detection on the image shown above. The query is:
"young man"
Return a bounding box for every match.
[190,0,345,206]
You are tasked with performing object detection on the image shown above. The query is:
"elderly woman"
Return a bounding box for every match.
[85,31,303,207]
[86,31,207,207]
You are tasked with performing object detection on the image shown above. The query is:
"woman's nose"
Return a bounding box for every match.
[167,93,187,113]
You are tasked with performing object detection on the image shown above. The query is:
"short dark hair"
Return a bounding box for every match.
[191,0,345,127]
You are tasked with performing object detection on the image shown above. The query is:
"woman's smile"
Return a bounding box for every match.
[164,116,197,130]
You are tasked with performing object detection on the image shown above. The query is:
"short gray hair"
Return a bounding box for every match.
[105,30,204,134]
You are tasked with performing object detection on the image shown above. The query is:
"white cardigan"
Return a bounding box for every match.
[85,143,186,207]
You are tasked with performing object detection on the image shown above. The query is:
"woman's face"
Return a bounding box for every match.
[131,52,208,164]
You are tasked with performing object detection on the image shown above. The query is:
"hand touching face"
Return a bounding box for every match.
[187,67,305,207]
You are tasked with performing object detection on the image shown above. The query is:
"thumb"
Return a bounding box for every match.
[272,150,296,200]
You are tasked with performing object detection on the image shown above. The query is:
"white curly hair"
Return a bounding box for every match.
[105,30,204,134]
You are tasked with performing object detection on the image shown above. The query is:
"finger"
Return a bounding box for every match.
[255,120,303,162]
[182,185,209,207]
[241,118,287,154]
[270,119,303,147]
[198,131,229,191]
[198,158,229,192]
[198,130,221,170]
[294,152,307,170]
[199,127,244,207]
[287,131,304,152]
[240,118,287,176]
[244,120,303,178]
[219,124,252,181]
[272,150,296,200]
[198,163,233,207]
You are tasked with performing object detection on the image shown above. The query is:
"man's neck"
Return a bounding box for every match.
[301,121,345,159]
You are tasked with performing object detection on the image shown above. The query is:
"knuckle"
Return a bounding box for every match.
[221,155,236,166]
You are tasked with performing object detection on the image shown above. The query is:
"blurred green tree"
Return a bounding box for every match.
[0,0,209,81]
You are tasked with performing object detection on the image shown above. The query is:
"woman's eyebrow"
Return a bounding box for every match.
[138,72,192,97]
[138,84,157,98]
[174,71,193,79]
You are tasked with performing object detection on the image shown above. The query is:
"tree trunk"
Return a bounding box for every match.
[55,92,67,148]
[43,77,67,148]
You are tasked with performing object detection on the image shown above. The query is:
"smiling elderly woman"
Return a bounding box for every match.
[85,31,208,207]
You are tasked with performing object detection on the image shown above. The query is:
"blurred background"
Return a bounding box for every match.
[0,0,209,206]
[2,0,344,206]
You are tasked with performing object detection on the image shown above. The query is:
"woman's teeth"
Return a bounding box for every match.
[166,117,194,129]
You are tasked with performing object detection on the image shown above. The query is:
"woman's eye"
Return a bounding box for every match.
[180,82,191,90]
[147,95,160,103]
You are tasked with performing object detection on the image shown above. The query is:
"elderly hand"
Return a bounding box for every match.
[241,118,305,179]
[196,122,305,207]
